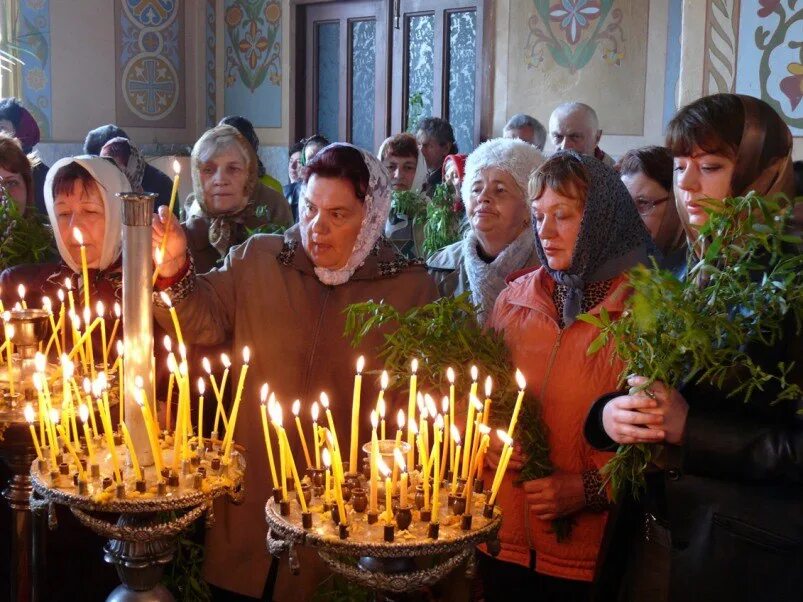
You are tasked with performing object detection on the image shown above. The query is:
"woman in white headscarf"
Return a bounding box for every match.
[152,143,438,601]
[379,132,430,258]
[427,138,544,324]
[0,155,129,311]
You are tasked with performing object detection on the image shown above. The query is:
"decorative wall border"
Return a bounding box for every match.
[206,0,216,128]
[17,0,52,139]
[703,0,740,95]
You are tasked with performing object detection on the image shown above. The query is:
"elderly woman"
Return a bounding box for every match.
[617,146,686,276]
[427,138,543,323]
[182,125,292,273]
[152,143,437,600]
[586,94,801,602]
[480,151,655,602]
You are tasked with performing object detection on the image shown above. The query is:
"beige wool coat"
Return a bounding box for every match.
[154,227,437,598]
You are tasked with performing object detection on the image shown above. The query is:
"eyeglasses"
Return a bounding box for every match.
[634,196,670,216]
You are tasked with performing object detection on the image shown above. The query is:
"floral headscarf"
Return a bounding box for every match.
[100,137,147,193]
[300,143,392,286]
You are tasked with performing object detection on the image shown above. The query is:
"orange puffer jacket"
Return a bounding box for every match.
[484,267,628,582]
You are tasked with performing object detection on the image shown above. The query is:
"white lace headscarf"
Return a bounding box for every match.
[44,156,131,272]
[299,143,392,286]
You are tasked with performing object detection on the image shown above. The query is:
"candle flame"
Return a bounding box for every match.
[179,362,188,377]
[134,375,144,389]
[496,429,513,446]
[221,353,231,368]
[292,399,301,416]
[411,358,419,374]
[97,372,107,390]
[425,394,437,418]
[57,289,65,302]
[416,392,424,413]
[113,302,121,317]
[356,355,365,374]
[397,409,405,429]
[450,423,460,443]
[394,447,406,471]
[16,283,25,299]
[322,447,331,468]
[260,383,269,402]
[268,392,276,409]
[441,396,449,413]
[410,420,418,435]
[61,353,73,375]
[158,292,173,308]
[471,365,479,381]
[377,397,386,418]
[135,386,145,406]
[24,404,35,424]
[33,373,42,391]
[472,395,483,412]
[478,423,491,435]
[34,352,46,373]
[173,159,181,175]
[242,346,250,363]
[378,457,391,477]
[96,301,104,317]
[515,369,526,390]
[167,353,177,373]
[178,343,187,359]
[202,357,211,374]
[83,377,91,393]
[64,278,72,290]
[484,375,492,397]
[319,392,329,409]
[49,408,60,424]
[198,378,205,395]
[4,323,14,338]
[272,403,283,426]
[72,227,84,246]
[163,335,172,352]
[446,366,455,383]
[42,296,52,312]
[116,340,124,356]
[434,414,444,430]
[82,306,91,324]
[380,370,389,390]
[311,401,319,421]
[370,410,378,429]
[79,404,89,423]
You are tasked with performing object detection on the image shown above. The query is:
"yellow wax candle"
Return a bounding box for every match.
[180,362,191,460]
[136,386,163,477]
[464,434,489,513]
[281,429,308,513]
[349,356,364,475]
[165,370,175,432]
[4,324,14,397]
[311,402,321,469]
[450,424,462,495]
[322,448,333,504]
[104,302,121,362]
[270,402,288,500]
[432,416,443,521]
[291,399,312,468]
[469,398,484,473]
[72,228,90,310]
[320,393,344,479]
[507,370,527,439]
[57,425,87,481]
[33,363,46,444]
[377,370,388,440]
[45,408,59,468]
[95,302,107,371]
[57,290,66,354]
[171,370,185,473]
[488,446,514,506]
[153,161,181,284]
[370,411,379,513]
[394,448,407,507]
[120,421,143,482]
[392,410,404,484]
[197,378,205,452]
[406,359,418,470]
[159,293,185,350]
[462,367,480,479]
[379,459,392,523]
[489,430,514,504]
[115,341,124,424]
[222,347,250,462]
[78,404,95,466]
[482,376,493,425]
[332,465,348,525]
[43,297,63,357]
[259,388,279,489]
[24,405,43,461]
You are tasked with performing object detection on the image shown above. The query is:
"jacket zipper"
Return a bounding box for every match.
[301,287,332,401]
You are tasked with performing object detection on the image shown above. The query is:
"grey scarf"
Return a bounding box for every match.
[534,151,657,327]
[464,226,535,325]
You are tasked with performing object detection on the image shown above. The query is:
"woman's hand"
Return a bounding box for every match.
[524,472,585,521]
[601,377,689,445]
[484,435,526,471]
[152,205,188,279]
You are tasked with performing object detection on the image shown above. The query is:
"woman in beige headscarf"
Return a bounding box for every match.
[183,125,292,273]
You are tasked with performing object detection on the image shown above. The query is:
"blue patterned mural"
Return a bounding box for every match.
[17,0,52,139]
[206,0,216,127]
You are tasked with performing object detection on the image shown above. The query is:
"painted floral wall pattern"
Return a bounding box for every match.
[17,0,52,138]
[525,0,626,73]
[224,0,282,92]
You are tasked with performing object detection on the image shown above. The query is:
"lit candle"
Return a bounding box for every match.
[322,448,333,505]
[153,160,181,283]
[394,447,408,508]
[331,453,348,525]
[271,401,288,501]
[222,346,250,462]
[46,408,59,467]
[392,410,404,484]
[105,302,121,362]
[259,385,279,489]
[431,415,443,521]
[165,348,176,431]
[4,323,14,397]
[379,458,392,524]
[489,430,514,505]
[136,383,163,477]
[115,341,124,424]
[406,359,418,469]
[16,284,26,310]
[377,397,386,442]
[120,421,143,482]
[349,355,364,475]
[417,394,428,470]
[311,402,321,469]
[292,399,312,468]
[24,404,43,461]
[482,376,493,425]
[57,424,87,482]
[80,378,98,438]
[468,396,484,476]
[462,366,479,479]
[507,370,527,439]
[159,293,185,350]
[197,378,205,452]
[450,424,461,495]
[78,404,95,466]
[280,428,308,513]
[464,431,490,513]
[96,301,107,370]
[206,354,231,436]
[440,397,450,482]
[370,410,379,513]
[319,393,342,476]
[42,297,63,357]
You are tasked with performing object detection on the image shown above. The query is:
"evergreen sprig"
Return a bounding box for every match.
[422,184,466,255]
[0,183,55,270]
[581,194,803,498]
[345,293,572,540]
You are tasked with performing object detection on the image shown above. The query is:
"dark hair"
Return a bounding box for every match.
[529,151,589,204]
[0,132,34,209]
[289,141,304,157]
[303,135,330,153]
[415,117,458,153]
[219,115,267,177]
[84,124,129,155]
[303,145,369,202]
[52,162,101,200]
[0,97,24,127]
[794,161,803,197]
[380,133,418,160]
[616,146,673,192]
